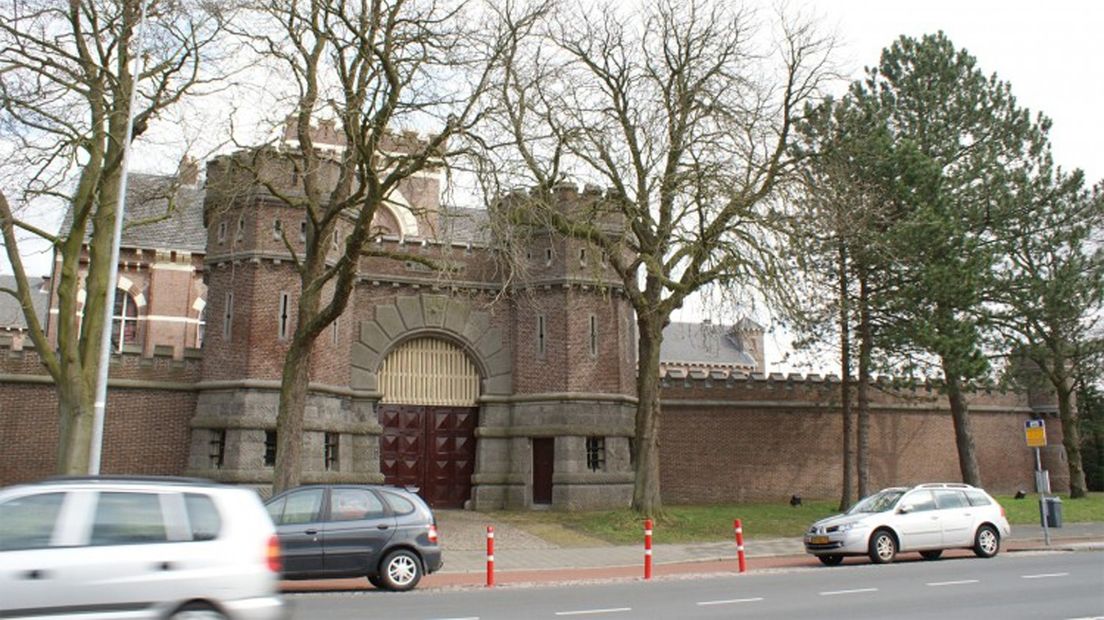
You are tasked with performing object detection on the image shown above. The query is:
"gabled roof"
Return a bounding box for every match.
[661,321,758,368]
[0,275,50,331]
[58,173,207,253]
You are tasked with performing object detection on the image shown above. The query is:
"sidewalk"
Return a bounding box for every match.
[281,518,1103,593]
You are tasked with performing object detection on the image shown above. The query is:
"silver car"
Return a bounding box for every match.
[0,477,286,619]
[804,483,1012,566]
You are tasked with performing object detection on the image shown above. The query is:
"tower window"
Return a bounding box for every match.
[300,220,307,242]
[209,429,226,469]
[273,219,283,240]
[217,221,227,243]
[278,292,291,340]
[545,248,553,265]
[223,292,234,340]
[236,216,245,241]
[586,437,606,472]
[537,315,546,356]
[589,314,598,357]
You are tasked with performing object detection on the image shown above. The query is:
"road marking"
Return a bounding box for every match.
[926,579,980,587]
[696,598,764,606]
[1022,572,1070,579]
[819,588,878,596]
[555,609,632,616]
[430,618,480,620]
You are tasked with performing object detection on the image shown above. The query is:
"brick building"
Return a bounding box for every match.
[0,130,1063,508]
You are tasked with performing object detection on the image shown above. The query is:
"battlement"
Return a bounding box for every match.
[0,334,202,379]
[659,367,1014,394]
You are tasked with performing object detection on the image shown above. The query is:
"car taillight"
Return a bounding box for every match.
[266,534,282,573]
[428,524,439,544]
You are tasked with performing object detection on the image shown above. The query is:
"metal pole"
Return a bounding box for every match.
[89,1,147,474]
[1036,447,1050,546]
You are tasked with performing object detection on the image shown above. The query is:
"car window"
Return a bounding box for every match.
[380,491,416,516]
[0,492,65,551]
[90,492,168,546]
[902,490,936,512]
[275,489,324,525]
[184,493,221,541]
[329,489,386,522]
[847,489,905,514]
[965,490,992,507]
[933,489,969,509]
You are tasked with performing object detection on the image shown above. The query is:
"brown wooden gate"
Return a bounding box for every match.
[532,437,554,505]
[378,404,478,509]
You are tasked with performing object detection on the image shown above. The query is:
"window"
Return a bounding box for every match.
[934,490,969,509]
[328,488,385,522]
[586,437,606,472]
[278,292,291,340]
[209,429,226,469]
[380,491,416,516]
[222,292,234,340]
[111,291,139,352]
[537,315,546,356]
[332,228,340,250]
[579,248,587,264]
[589,315,598,357]
[235,215,245,241]
[965,490,993,507]
[332,318,339,345]
[545,247,553,265]
[902,490,937,512]
[324,432,339,471]
[264,430,277,467]
[273,219,283,240]
[299,220,307,242]
[217,221,227,243]
[183,493,221,541]
[196,307,206,348]
[90,492,168,545]
[268,488,323,526]
[0,492,65,551]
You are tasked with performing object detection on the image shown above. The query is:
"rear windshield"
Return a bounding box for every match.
[184,493,221,540]
[965,490,993,507]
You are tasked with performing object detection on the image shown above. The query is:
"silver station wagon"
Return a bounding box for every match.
[804,483,1012,566]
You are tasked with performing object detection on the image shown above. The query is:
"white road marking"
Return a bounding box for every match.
[696,597,764,606]
[926,579,980,587]
[1064,616,1104,620]
[1022,572,1070,579]
[819,588,878,596]
[429,617,480,620]
[554,609,632,616]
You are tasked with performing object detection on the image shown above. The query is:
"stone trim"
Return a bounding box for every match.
[661,398,1036,414]
[195,379,381,400]
[553,472,635,485]
[480,392,638,405]
[189,415,381,434]
[476,425,633,438]
[0,374,195,391]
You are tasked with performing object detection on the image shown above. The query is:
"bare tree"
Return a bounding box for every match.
[226,0,546,493]
[481,0,832,514]
[0,0,226,473]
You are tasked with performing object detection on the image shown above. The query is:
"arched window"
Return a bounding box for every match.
[111,290,139,352]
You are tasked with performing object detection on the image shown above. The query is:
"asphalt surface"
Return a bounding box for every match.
[286,549,1104,619]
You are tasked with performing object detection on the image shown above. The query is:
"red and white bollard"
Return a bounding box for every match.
[486,525,495,588]
[734,519,747,574]
[644,518,653,580]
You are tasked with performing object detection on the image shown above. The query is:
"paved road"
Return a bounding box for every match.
[287,550,1104,619]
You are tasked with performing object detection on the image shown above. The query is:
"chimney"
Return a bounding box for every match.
[177,156,199,186]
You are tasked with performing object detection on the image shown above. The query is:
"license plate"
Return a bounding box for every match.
[811,536,829,545]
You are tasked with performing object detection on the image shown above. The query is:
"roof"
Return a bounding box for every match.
[436,205,490,244]
[0,274,50,331]
[661,321,758,368]
[58,173,207,252]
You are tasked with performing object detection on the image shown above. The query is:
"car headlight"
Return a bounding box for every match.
[836,522,856,532]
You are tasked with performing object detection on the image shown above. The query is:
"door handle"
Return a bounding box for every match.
[20,569,48,580]
[305,529,318,535]
[156,562,175,571]
[377,524,390,530]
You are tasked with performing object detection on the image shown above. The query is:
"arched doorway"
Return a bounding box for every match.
[377,337,480,508]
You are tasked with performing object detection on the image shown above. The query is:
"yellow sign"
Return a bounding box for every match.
[1025,419,1047,448]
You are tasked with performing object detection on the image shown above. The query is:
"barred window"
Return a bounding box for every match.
[273,219,282,240]
[209,429,226,469]
[586,437,606,472]
[589,315,598,357]
[324,433,340,471]
[278,292,291,340]
[537,315,546,356]
[222,292,234,340]
[264,430,277,467]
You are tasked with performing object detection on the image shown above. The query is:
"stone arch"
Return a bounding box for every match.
[380,188,420,238]
[350,293,512,397]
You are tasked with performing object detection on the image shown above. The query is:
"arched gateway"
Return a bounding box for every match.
[377,337,480,508]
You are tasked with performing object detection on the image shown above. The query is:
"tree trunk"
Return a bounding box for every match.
[273,334,314,493]
[56,382,95,474]
[838,242,854,512]
[1055,381,1087,498]
[632,318,664,516]
[942,365,982,486]
[857,271,872,498]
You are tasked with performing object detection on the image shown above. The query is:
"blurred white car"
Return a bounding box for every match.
[0,476,286,619]
[804,483,1012,565]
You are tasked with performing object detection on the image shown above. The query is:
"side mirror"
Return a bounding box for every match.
[898,504,913,514]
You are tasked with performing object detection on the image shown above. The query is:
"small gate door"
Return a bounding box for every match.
[532,438,554,505]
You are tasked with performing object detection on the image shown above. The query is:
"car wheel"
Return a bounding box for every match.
[379,549,423,591]
[169,602,227,620]
[868,529,897,564]
[920,550,943,561]
[973,524,1000,558]
[818,554,844,566]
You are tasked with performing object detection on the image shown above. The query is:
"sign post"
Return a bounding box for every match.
[1024,419,1050,546]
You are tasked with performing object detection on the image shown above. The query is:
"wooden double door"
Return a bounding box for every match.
[378,404,478,509]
